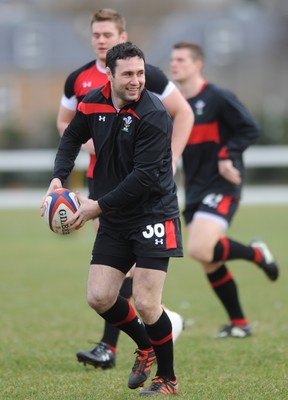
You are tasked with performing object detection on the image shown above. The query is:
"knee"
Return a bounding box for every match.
[134,291,163,325]
[187,241,214,263]
[134,294,149,315]
[87,290,104,312]
[133,293,155,320]
[87,288,114,314]
[187,241,201,260]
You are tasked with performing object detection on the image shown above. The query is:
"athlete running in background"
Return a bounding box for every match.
[170,41,279,338]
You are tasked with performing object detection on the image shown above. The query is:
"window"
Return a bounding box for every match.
[13,21,47,69]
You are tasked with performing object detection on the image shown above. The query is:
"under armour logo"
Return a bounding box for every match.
[155,239,164,245]
[99,116,106,122]
[83,81,92,88]
[101,353,110,361]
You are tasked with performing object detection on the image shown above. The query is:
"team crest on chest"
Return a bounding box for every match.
[122,116,133,132]
[195,100,205,115]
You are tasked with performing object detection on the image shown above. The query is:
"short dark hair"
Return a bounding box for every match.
[106,42,145,75]
[173,41,205,63]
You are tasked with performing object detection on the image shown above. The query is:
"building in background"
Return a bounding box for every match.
[0,4,93,148]
[143,4,288,145]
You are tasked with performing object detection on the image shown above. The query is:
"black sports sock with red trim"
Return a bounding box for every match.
[144,310,176,380]
[101,277,133,350]
[207,264,247,326]
[212,237,262,265]
[100,295,151,350]
[101,326,119,353]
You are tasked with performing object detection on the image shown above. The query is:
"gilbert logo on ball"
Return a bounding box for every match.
[43,188,79,235]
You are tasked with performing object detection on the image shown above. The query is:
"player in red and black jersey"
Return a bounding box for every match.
[57,10,193,184]
[45,42,181,395]
[170,42,279,338]
[57,9,193,369]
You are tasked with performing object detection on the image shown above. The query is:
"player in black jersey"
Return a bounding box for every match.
[170,42,279,338]
[43,42,181,396]
[57,9,192,366]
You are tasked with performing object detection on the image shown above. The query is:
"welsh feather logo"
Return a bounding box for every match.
[195,100,205,115]
[122,116,133,132]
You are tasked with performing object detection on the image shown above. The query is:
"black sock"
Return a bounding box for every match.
[213,237,257,263]
[120,276,133,298]
[145,310,176,380]
[100,296,151,350]
[101,277,133,349]
[101,324,120,351]
[207,265,247,326]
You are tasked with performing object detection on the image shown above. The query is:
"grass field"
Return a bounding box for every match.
[0,206,287,399]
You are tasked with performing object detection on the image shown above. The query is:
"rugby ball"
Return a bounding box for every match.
[43,188,79,235]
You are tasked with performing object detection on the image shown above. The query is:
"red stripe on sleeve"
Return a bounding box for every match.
[218,146,229,159]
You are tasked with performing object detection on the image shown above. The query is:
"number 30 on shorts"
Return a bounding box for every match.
[142,223,165,239]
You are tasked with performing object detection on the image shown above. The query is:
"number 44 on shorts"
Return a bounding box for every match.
[203,193,223,209]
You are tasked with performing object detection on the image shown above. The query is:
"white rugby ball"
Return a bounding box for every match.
[43,188,80,235]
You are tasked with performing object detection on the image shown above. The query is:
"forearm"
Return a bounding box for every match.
[57,121,68,137]
[81,139,95,154]
[171,107,194,172]
[52,136,82,183]
[57,106,77,137]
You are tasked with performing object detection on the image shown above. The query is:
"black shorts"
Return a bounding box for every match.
[183,193,240,226]
[91,218,183,274]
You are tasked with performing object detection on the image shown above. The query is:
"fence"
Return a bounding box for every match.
[1,146,288,171]
[0,146,288,207]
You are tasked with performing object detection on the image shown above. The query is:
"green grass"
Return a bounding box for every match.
[0,206,287,399]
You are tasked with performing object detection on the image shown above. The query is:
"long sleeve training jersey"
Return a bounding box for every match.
[52,82,180,230]
[183,83,260,204]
